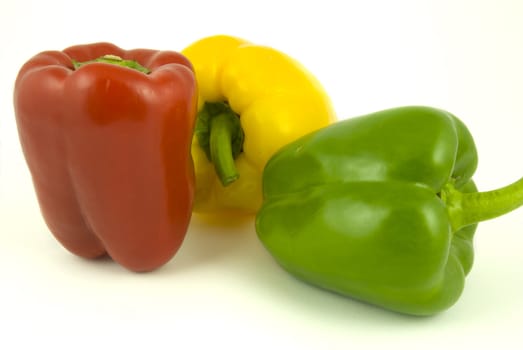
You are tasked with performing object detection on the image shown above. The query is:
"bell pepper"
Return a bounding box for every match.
[13,42,198,272]
[256,106,523,316]
[181,35,335,215]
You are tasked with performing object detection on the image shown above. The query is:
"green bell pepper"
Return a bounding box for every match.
[255,106,523,316]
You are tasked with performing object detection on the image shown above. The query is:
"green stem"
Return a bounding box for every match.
[443,176,523,231]
[210,113,240,186]
[194,102,244,187]
[72,54,150,74]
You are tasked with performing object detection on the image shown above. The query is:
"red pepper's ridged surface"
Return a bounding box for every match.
[14,43,198,272]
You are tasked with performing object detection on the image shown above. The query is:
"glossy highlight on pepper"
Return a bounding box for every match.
[14,42,198,272]
[256,106,523,316]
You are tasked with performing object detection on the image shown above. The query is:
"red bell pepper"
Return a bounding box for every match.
[14,42,198,272]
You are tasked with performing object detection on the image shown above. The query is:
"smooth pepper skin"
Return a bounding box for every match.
[256,106,480,316]
[182,35,335,216]
[14,42,198,272]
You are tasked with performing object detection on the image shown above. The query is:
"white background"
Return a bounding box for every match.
[1,0,523,349]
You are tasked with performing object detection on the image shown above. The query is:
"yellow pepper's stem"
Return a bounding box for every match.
[195,102,244,187]
[210,113,240,185]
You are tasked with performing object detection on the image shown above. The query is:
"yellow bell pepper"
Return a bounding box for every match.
[182,35,335,215]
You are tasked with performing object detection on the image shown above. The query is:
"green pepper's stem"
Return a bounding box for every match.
[194,102,244,187]
[72,54,150,74]
[210,113,240,186]
[443,176,523,231]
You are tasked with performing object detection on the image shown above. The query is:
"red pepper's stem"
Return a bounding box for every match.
[194,102,244,187]
[72,55,150,74]
[443,176,523,231]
